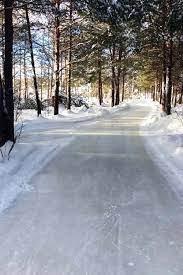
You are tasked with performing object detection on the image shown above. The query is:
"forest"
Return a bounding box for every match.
[0,0,183,146]
[0,1,183,273]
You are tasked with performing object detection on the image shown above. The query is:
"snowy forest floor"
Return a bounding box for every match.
[0,100,183,274]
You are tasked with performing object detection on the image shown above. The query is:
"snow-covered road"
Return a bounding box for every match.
[0,104,183,275]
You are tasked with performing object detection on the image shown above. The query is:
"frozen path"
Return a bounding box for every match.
[0,105,183,275]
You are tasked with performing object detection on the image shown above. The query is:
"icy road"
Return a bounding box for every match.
[0,105,183,275]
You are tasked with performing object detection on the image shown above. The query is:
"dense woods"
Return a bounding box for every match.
[0,0,183,145]
[0,2,183,269]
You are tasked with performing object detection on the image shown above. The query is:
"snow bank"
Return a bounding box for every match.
[0,102,128,214]
[0,138,73,213]
[20,102,129,122]
[141,101,183,198]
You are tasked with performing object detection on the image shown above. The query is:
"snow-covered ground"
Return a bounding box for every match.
[0,102,183,274]
[141,100,183,198]
[0,99,182,215]
[0,102,128,214]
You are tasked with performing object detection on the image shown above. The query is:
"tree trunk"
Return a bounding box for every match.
[25,5,41,116]
[111,68,115,107]
[64,53,68,96]
[159,79,163,104]
[49,30,54,99]
[4,0,14,142]
[171,84,175,106]
[162,0,167,111]
[40,61,43,101]
[60,51,63,95]
[67,0,73,110]
[23,45,28,101]
[162,41,167,111]
[19,51,22,100]
[165,36,173,115]
[47,65,50,99]
[121,68,125,102]
[50,58,54,99]
[174,87,177,107]
[98,54,103,105]
[115,48,122,106]
[152,85,155,101]
[178,83,183,104]
[0,75,7,147]
[54,0,60,115]
[0,12,5,76]
[111,44,116,107]
[0,75,4,145]
[153,79,158,101]
[0,75,4,115]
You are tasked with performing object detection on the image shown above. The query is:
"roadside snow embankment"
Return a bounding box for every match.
[0,102,128,214]
[141,102,183,197]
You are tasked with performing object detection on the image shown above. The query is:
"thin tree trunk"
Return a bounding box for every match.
[0,12,5,76]
[165,35,173,115]
[4,0,14,142]
[178,83,183,104]
[154,79,158,101]
[67,0,73,110]
[54,0,60,115]
[40,61,43,101]
[115,48,122,106]
[13,51,15,93]
[174,87,177,107]
[60,51,63,95]
[159,78,163,104]
[98,54,103,105]
[47,65,50,99]
[161,0,167,111]
[50,58,54,99]
[0,75,7,147]
[111,67,115,107]
[162,42,167,111]
[121,68,125,102]
[0,75,4,143]
[171,84,174,106]
[25,5,41,116]
[111,44,116,107]
[64,53,68,96]
[19,50,22,100]
[0,75,4,115]
[23,45,28,101]
[48,29,54,99]
[152,84,155,101]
